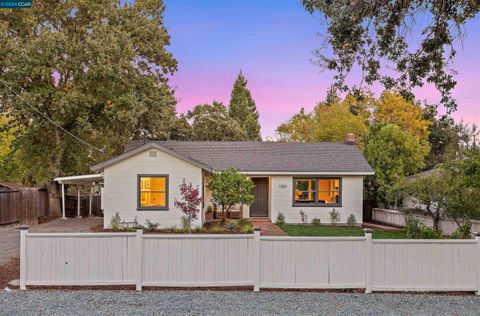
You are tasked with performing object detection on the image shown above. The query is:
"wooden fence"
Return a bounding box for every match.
[0,188,49,225]
[19,229,480,293]
[372,208,480,235]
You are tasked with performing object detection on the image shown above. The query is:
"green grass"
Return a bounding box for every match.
[277,224,407,239]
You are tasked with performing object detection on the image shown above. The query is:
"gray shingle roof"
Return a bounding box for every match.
[123,140,374,174]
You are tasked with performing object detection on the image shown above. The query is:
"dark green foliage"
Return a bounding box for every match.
[302,0,480,111]
[405,215,442,239]
[187,102,247,141]
[0,0,178,185]
[228,71,261,140]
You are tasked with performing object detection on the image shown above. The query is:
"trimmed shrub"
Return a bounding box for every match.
[329,209,340,224]
[449,219,472,239]
[276,212,285,225]
[405,215,442,239]
[225,221,239,231]
[311,217,321,226]
[346,214,357,226]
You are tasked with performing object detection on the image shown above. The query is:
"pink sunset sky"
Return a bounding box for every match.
[164,0,480,139]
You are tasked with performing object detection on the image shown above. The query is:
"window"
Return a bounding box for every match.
[138,175,168,210]
[293,178,341,206]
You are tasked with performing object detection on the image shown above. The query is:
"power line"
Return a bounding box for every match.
[0,78,105,154]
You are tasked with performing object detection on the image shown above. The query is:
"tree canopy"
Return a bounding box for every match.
[364,123,430,205]
[187,102,247,141]
[0,0,178,187]
[228,71,261,140]
[302,0,480,111]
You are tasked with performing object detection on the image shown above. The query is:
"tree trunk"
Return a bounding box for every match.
[48,128,64,217]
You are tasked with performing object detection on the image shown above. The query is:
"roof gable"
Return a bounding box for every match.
[91,142,213,172]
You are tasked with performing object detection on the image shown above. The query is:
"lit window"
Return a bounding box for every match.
[293,178,341,206]
[138,175,168,209]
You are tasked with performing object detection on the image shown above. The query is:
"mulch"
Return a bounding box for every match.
[89,225,251,234]
[0,257,19,289]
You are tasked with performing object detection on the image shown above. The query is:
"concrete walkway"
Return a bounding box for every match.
[0,217,103,265]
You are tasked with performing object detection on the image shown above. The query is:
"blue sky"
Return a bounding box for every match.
[163,0,480,138]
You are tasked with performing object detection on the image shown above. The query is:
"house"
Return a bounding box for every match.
[91,135,374,228]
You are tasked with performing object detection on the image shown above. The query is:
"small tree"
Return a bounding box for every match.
[174,179,202,233]
[403,171,446,231]
[207,168,255,221]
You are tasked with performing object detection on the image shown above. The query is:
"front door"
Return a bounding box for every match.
[250,178,269,217]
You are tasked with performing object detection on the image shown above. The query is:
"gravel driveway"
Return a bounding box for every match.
[0,290,478,316]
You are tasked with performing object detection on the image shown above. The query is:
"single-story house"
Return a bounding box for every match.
[91,135,374,228]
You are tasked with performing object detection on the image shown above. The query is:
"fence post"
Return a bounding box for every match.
[19,225,29,290]
[134,226,143,291]
[476,232,480,296]
[364,228,373,294]
[253,227,261,292]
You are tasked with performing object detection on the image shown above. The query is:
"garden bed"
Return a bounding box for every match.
[90,219,254,234]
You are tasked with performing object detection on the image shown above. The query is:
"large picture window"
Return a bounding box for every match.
[138,175,168,210]
[293,178,341,207]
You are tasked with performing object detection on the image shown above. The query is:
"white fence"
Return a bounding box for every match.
[19,228,480,294]
[373,208,480,235]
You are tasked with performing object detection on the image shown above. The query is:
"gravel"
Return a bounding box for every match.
[0,290,479,316]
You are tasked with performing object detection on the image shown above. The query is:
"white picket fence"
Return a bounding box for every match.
[373,208,480,235]
[19,228,480,294]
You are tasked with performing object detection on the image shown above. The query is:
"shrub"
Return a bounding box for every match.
[180,216,190,232]
[299,210,307,224]
[329,209,340,224]
[194,226,203,233]
[225,221,239,231]
[311,217,321,226]
[405,215,442,239]
[238,218,251,226]
[276,212,285,225]
[346,214,357,226]
[126,227,137,232]
[144,219,159,231]
[241,222,254,233]
[449,219,472,239]
[166,225,177,233]
[110,212,121,231]
[207,205,213,213]
[210,225,223,233]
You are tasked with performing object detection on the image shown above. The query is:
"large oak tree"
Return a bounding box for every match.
[0,0,178,214]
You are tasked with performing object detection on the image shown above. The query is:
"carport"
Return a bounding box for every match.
[54,174,103,219]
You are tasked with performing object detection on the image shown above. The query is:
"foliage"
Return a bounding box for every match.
[329,208,340,224]
[174,179,202,233]
[144,219,159,231]
[402,170,446,230]
[275,212,286,225]
[364,123,429,205]
[299,210,307,224]
[0,116,20,182]
[301,0,479,111]
[210,225,223,233]
[449,220,472,239]
[228,71,261,140]
[238,219,254,233]
[187,102,247,141]
[110,212,121,231]
[207,205,214,213]
[439,158,480,222]
[277,96,368,145]
[207,168,255,220]
[346,214,356,226]
[225,221,239,231]
[311,217,321,226]
[374,91,430,142]
[423,106,458,168]
[180,216,190,232]
[0,0,178,187]
[405,215,441,239]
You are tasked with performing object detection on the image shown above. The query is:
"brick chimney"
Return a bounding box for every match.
[344,133,356,145]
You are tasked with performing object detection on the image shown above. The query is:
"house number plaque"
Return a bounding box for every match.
[279,184,287,189]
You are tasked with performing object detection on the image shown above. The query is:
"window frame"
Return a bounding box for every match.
[292,177,342,207]
[137,174,169,211]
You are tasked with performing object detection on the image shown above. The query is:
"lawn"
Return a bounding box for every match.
[277,224,407,239]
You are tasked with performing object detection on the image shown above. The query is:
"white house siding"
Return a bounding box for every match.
[270,176,364,224]
[103,149,203,229]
